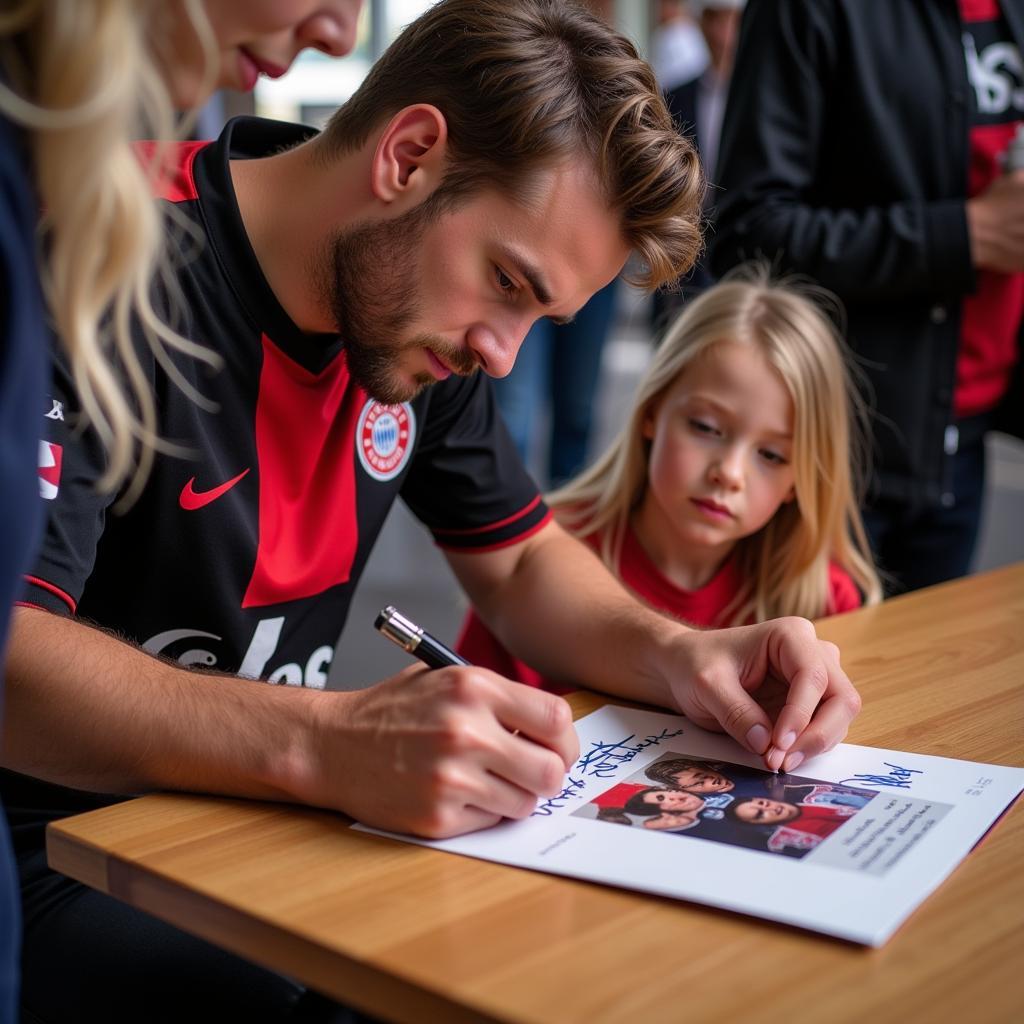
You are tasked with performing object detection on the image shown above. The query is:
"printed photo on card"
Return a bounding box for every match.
[354,705,1022,945]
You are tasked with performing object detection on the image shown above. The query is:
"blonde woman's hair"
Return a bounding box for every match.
[318,0,704,291]
[0,0,219,503]
[551,266,882,623]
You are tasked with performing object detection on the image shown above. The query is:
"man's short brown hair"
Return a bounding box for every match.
[317,0,703,290]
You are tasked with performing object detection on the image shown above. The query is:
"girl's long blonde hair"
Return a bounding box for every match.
[551,266,882,623]
[0,0,219,503]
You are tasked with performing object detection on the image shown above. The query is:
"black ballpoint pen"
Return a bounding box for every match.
[375,605,470,670]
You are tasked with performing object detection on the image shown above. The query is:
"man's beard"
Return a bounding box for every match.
[319,201,477,404]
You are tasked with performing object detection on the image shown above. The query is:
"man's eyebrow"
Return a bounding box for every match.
[496,245,577,326]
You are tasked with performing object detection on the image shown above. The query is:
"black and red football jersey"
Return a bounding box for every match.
[20,117,550,688]
[955,0,1024,417]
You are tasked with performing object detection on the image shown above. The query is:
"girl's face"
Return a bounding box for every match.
[159,1,362,109]
[637,341,796,577]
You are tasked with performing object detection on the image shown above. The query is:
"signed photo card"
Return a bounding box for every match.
[356,705,1024,945]
[571,753,879,860]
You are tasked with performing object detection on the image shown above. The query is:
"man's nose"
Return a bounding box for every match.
[465,321,532,379]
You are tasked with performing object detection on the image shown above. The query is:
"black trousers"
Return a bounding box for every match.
[864,412,994,595]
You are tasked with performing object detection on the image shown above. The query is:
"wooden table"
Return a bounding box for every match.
[47,564,1024,1023]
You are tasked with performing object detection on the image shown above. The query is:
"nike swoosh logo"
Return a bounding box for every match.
[179,468,250,511]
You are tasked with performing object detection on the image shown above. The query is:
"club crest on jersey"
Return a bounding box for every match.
[38,440,62,500]
[356,400,416,482]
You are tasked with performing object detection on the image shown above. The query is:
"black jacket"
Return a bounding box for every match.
[709,0,1024,507]
[666,77,715,295]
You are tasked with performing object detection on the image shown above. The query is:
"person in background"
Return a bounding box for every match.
[710,0,1024,593]
[666,0,745,214]
[0,2,359,1020]
[650,0,710,93]
[653,0,746,334]
[459,269,881,688]
[492,277,619,487]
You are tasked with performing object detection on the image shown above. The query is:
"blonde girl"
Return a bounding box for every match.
[459,267,881,689]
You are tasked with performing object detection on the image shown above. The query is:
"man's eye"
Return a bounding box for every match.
[689,418,717,435]
[495,267,516,293]
[760,449,788,466]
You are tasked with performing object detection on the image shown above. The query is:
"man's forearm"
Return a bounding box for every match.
[3,606,586,839]
[452,523,861,772]
[452,525,681,705]
[2,606,329,800]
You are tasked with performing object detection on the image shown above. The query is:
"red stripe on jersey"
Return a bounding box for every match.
[435,509,552,554]
[133,140,208,202]
[431,495,544,537]
[242,336,366,609]
[22,574,77,613]
[958,0,1000,22]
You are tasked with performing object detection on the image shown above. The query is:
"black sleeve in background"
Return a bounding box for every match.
[0,118,49,639]
[994,317,1024,441]
[20,343,120,617]
[709,0,975,303]
[400,371,549,551]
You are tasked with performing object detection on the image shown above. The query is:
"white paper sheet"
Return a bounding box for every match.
[354,705,1024,946]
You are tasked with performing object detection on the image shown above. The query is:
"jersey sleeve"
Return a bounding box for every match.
[401,372,550,551]
[20,343,121,616]
[824,562,863,616]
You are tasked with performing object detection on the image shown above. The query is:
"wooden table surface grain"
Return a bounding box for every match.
[47,564,1024,1023]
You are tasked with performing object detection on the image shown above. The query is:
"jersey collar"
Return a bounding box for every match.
[194,116,345,375]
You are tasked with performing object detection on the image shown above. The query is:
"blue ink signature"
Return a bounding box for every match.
[839,762,923,790]
[575,728,686,779]
[532,776,587,816]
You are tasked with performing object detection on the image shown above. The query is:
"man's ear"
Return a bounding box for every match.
[370,104,448,207]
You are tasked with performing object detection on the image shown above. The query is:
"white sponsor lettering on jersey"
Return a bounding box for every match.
[143,618,333,689]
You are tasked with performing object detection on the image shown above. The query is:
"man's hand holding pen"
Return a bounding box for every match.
[310,663,578,839]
